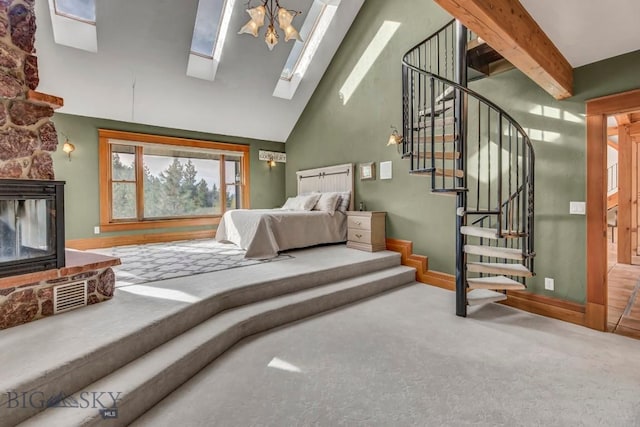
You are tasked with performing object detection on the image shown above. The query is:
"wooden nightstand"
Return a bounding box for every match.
[346,211,386,252]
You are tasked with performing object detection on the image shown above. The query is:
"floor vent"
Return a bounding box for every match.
[53,281,88,314]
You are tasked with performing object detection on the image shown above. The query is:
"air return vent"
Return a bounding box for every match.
[53,281,88,314]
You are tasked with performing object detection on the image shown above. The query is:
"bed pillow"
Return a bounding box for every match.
[335,191,351,212]
[281,196,301,210]
[313,192,340,215]
[300,192,322,210]
[281,193,321,210]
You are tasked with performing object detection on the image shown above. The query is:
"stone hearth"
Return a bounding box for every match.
[0,250,120,329]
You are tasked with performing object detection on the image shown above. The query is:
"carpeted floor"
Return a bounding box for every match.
[134,283,640,427]
[92,239,292,286]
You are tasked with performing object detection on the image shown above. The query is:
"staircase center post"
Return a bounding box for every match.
[455,20,468,317]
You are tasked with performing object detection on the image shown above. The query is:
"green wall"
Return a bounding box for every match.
[52,113,286,240]
[284,0,640,304]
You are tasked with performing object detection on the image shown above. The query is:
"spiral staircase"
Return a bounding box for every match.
[401,20,536,317]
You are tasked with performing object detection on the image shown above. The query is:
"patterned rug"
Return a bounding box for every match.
[91,239,292,286]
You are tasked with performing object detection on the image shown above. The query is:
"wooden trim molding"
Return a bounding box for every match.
[432,0,573,99]
[66,229,217,250]
[386,238,587,327]
[584,89,640,332]
[386,238,455,290]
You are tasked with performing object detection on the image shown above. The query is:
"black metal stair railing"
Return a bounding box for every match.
[401,20,536,304]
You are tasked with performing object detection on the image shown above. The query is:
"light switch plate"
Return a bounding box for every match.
[569,201,586,215]
[380,161,392,180]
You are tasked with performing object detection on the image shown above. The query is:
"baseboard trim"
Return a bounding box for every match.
[67,230,217,250]
[386,239,454,291]
[386,237,587,327]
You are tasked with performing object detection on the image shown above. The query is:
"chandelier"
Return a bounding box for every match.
[238,0,303,51]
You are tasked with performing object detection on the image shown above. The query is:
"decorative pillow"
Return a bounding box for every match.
[313,192,340,215]
[300,193,321,210]
[335,191,351,212]
[281,196,301,210]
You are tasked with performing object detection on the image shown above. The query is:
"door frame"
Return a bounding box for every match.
[586,88,640,330]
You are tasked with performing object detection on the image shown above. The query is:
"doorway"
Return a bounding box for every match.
[586,88,640,337]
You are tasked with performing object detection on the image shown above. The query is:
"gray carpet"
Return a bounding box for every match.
[92,239,291,286]
[134,283,640,427]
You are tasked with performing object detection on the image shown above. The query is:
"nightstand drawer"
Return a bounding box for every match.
[348,229,372,244]
[347,215,372,230]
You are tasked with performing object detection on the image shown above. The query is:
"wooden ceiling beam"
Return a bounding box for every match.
[615,113,631,125]
[608,126,619,136]
[607,139,618,150]
[433,0,573,99]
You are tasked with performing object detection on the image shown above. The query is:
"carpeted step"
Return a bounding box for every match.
[464,244,524,260]
[467,289,507,306]
[467,275,525,290]
[0,247,402,426]
[467,262,532,278]
[18,266,415,426]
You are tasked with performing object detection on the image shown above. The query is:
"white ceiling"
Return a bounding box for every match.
[34,0,364,143]
[34,0,640,143]
[520,0,640,68]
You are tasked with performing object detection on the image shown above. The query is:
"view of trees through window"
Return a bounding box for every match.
[110,144,242,221]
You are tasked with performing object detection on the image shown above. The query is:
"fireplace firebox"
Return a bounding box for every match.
[0,179,65,278]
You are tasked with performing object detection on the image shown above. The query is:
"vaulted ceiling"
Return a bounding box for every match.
[34,0,640,142]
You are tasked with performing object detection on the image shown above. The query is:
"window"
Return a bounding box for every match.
[99,130,250,232]
[53,0,96,24]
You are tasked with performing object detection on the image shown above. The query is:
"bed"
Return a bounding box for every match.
[215,163,354,259]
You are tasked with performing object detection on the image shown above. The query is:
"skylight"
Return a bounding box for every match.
[280,1,325,80]
[53,0,96,24]
[190,0,225,58]
[273,0,340,100]
[187,0,234,81]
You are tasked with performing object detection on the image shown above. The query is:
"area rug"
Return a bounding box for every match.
[91,239,292,286]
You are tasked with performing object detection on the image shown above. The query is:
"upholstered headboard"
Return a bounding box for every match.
[296,163,355,211]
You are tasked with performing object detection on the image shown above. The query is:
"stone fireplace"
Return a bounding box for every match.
[0,0,119,330]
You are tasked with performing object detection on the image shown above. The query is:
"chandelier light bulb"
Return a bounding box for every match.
[248,5,266,27]
[265,24,279,51]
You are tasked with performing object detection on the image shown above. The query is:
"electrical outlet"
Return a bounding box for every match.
[545,277,554,291]
[94,226,100,235]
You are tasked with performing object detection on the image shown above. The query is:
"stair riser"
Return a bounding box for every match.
[3,255,401,426]
[21,270,415,426]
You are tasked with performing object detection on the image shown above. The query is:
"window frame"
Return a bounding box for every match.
[98,129,250,232]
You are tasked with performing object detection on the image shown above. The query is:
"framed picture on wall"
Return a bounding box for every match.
[360,162,376,180]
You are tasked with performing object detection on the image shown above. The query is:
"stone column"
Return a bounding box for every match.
[0,0,57,180]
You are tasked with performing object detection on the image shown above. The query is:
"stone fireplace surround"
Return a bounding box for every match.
[0,0,120,329]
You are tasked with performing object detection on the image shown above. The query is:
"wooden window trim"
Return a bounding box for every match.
[98,129,250,232]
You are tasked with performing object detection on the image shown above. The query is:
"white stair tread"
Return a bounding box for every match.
[467,289,507,306]
[467,262,532,277]
[464,244,524,260]
[418,100,454,116]
[467,275,526,290]
[461,226,524,240]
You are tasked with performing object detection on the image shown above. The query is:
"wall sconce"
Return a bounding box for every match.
[62,136,75,161]
[259,149,286,171]
[387,125,403,153]
[267,156,276,169]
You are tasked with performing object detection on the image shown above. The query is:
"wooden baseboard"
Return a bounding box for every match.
[386,238,455,291]
[386,237,587,327]
[67,230,216,250]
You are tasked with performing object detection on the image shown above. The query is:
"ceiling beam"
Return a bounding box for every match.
[433,0,573,99]
[608,126,619,136]
[607,139,618,150]
[615,113,631,125]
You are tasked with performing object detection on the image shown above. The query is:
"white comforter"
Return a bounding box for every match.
[215,209,347,259]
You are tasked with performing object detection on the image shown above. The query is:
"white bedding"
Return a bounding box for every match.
[215,209,347,259]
